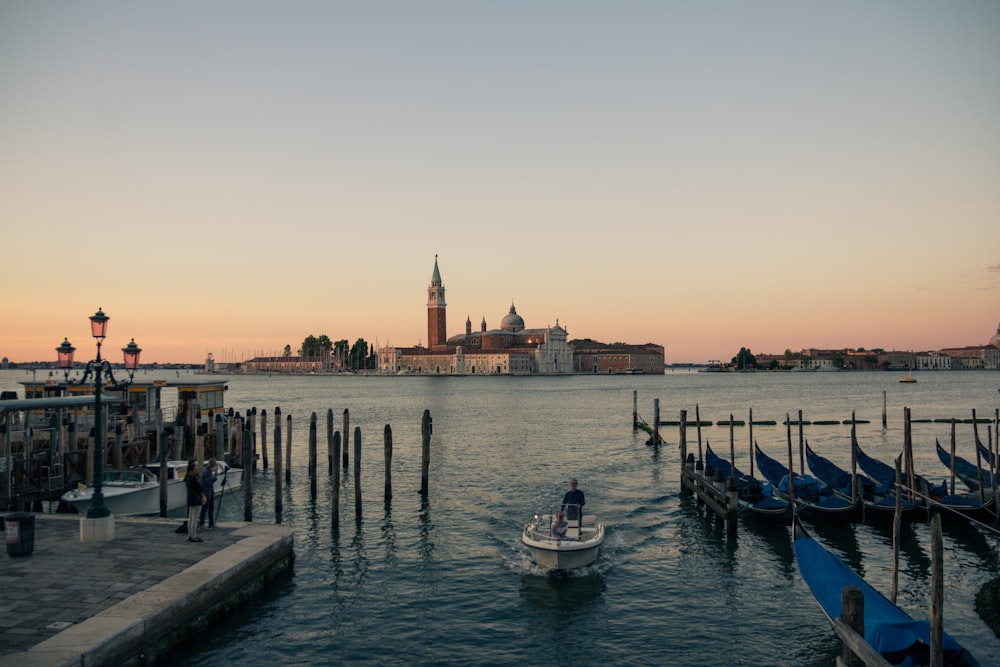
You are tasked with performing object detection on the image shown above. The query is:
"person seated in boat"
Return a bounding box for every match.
[561,478,585,520]
[550,511,569,538]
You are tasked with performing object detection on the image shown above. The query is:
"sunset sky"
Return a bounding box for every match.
[2,2,998,365]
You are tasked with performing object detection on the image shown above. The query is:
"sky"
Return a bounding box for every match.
[2,2,998,365]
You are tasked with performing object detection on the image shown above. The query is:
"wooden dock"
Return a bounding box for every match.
[0,514,292,666]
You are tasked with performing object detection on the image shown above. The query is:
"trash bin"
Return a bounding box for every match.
[5,513,35,557]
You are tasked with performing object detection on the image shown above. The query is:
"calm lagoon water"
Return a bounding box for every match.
[7,369,999,665]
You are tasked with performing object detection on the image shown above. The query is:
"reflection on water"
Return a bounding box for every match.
[742,517,795,576]
[811,521,862,574]
[520,572,606,611]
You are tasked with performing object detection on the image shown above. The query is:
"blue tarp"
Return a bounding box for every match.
[754,444,821,501]
[793,520,976,666]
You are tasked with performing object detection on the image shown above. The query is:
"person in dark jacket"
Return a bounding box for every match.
[185,460,206,542]
[561,478,585,520]
[199,458,217,529]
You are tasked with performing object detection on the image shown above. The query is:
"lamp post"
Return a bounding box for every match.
[56,308,141,519]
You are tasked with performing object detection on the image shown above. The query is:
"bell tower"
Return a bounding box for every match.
[427,255,447,349]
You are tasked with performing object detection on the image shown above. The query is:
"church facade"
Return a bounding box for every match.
[377,257,664,375]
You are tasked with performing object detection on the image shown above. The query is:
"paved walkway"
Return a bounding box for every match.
[0,513,292,665]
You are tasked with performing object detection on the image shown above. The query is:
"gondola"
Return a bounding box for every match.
[854,441,948,498]
[935,439,993,492]
[793,516,978,666]
[805,439,926,523]
[856,441,995,525]
[704,443,792,523]
[754,443,863,523]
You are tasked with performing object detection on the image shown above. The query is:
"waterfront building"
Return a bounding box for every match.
[377,257,665,375]
[938,345,1000,370]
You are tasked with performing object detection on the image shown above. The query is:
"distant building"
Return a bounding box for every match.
[378,257,665,375]
[938,345,1000,370]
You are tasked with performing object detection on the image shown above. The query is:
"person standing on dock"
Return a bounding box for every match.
[199,458,217,530]
[561,478,585,520]
[185,460,206,543]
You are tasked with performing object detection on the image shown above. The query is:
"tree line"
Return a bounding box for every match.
[291,335,377,370]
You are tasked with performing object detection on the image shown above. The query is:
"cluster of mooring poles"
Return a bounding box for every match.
[2,397,434,525]
[232,407,433,527]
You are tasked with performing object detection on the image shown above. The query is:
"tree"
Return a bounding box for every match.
[732,347,758,370]
[333,339,349,369]
[348,338,375,370]
[300,334,334,360]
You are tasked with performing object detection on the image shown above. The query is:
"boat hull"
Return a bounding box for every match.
[61,462,243,516]
[521,518,605,569]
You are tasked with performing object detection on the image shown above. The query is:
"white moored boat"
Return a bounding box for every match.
[60,460,243,516]
[521,507,605,569]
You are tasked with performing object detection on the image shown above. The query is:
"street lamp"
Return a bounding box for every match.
[56,308,141,519]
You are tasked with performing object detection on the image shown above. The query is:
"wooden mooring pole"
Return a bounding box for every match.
[243,423,253,522]
[679,409,688,475]
[326,409,334,475]
[274,407,283,515]
[420,409,431,496]
[260,409,269,470]
[342,409,350,468]
[308,412,317,502]
[331,431,341,529]
[840,586,866,667]
[882,390,887,428]
[632,390,638,431]
[249,407,257,469]
[158,410,168,517]
[285,414,292,484]
[353,426,362,518]
[930,513,944,667]
[384,424,393,502]
[652,398,660,446]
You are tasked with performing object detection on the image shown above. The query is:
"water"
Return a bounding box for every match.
[5,370,1000,665]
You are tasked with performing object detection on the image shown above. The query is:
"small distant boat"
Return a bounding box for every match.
[521,505,605,569]
[899,368,917,383]
[793,516,978,666]
[60,460,242,516]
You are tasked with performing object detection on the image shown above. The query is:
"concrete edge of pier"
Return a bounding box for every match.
[1,520,294,667]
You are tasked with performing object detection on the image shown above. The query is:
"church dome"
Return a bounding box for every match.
[990,321,1000,347]
[500,303,525,332]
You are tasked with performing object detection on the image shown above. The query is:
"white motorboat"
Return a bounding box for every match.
[521,509,605,569]
[60,460,243,516]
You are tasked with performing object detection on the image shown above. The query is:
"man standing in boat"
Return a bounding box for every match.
[561,478,585,520]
